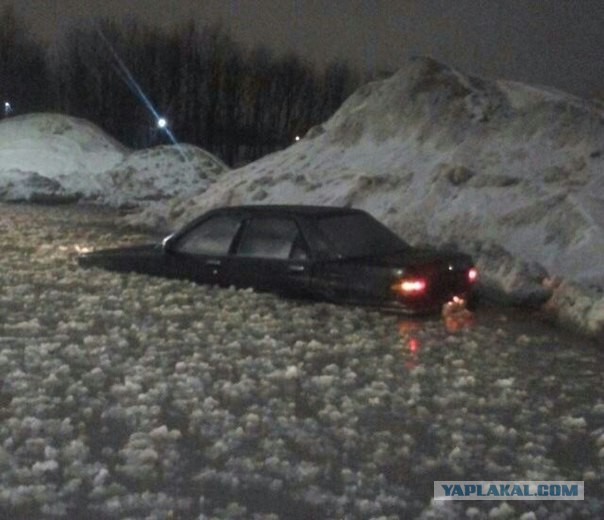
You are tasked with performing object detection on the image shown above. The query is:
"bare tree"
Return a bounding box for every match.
[0,5,48,116]
[47,18,359,164]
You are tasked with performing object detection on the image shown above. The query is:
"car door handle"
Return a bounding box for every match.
[205,259,221,266]
[288,264,305,272]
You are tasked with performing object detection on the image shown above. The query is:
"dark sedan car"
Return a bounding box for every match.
[78,205,478,314]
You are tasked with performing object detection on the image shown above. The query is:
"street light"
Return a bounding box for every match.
[4,101,12,116]
[157,117,167,129]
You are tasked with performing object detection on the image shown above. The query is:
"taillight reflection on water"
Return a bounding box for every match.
[398,320,421,369]
[408,337,419,353]
[442,296,475,332]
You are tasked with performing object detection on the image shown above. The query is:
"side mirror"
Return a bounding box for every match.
[162,234,176,253]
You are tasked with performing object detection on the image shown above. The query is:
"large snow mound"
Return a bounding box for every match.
[0,113,126,200]
[157,57,604,335]
[0,113,229,205]
[0,113,127,176]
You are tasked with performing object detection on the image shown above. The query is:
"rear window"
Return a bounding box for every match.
[315,213,408,258]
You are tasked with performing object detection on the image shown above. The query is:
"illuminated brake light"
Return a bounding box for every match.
[396,278,427,295]
[468,267,478,283]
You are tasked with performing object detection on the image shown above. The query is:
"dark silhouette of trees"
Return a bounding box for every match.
[0,5,49,115]
[2,11,359,166]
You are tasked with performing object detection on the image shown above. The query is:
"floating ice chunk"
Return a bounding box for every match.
[21,416,44,436]
[311,375,335,389]
[285,365,299,379]
[11,318,42,332]
[410,366,426,377]
[494,378,515,388]
[44,446,58,460]
[104,496,122,514]
[560,416,587,429]
[41,502,67,516]
[455,375,476,388]
[244,413,260,429]
[466,506,481,518]
[138,448,159,463]
[449,446,463,461]
[157,425,182,441]
[32,459,59,475]
[93,467,110,488]
[492,424,507,439]
[269,479,283,492]
[488,501,515,518]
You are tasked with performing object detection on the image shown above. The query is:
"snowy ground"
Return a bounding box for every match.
[1,203,603,519]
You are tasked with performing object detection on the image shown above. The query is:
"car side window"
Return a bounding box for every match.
[175,215,241,255]
[237,218,307,260]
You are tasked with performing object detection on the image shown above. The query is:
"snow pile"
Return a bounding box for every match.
[0,113,229,207]
[98,144,227,206]
[96,144,228,230]
[1,203,603,518]
[152,57,604,336]
[0,113,126,201]
[543,279,604,337]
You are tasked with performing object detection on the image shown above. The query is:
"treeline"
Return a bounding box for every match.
[0,6,359,165]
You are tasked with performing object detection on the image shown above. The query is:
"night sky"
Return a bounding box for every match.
[4,0,604,98]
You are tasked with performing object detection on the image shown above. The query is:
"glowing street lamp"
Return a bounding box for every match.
[4,101,12,116]
[157,117,167,129]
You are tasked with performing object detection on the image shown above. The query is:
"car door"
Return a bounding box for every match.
[165,213,242,285]
[221,216,312,296]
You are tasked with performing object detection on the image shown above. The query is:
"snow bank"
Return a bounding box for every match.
[0,113,126,201]
[154,57,604,337]
[543,279,604,337]
[0,113,229,207]
[97,144,228,207]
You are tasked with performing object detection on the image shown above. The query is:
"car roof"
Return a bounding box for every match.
[209,205,366,218]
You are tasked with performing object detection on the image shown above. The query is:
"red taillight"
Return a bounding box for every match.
[395,278,427,295]
[468,267,478,283]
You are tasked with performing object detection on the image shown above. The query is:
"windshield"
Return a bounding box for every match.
[315,213,409,258]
